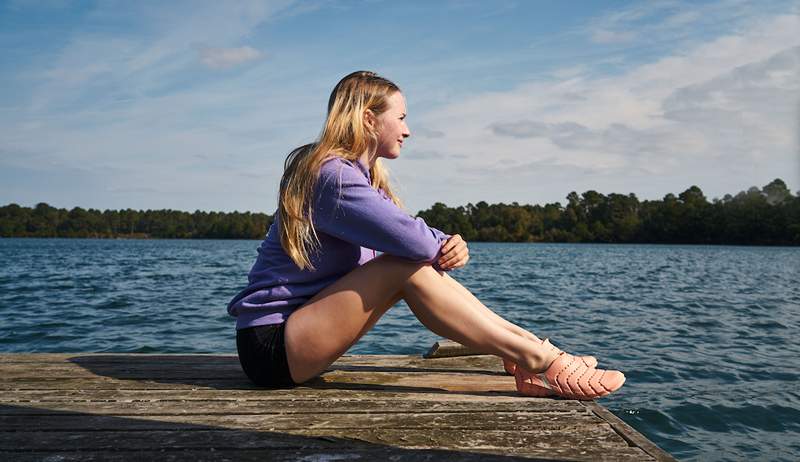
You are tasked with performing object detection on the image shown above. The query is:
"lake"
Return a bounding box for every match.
[1,238,798,460]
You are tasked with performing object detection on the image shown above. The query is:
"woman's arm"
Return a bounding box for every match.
[312,159,450,266]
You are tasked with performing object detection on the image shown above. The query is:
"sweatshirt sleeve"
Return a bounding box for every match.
[312,159,451,267]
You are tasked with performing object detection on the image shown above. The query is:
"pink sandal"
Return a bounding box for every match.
[514,339,625,400]
[503,354,597,375]
[502,340,598,396]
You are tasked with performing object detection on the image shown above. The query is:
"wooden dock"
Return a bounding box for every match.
[0,350,675,461]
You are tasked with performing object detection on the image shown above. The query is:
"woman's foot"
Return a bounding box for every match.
[501,338,597,397]
[503,355,597,375]
[501,337,597,375]
[514,339,625,400]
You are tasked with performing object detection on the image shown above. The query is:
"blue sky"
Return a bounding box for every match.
[1,0,798,214]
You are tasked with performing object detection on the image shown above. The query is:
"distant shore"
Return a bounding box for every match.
[2,178,798,245]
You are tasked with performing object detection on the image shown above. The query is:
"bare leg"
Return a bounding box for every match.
[440,272,543,348]
[284,255,408,383]
[399,268,555,369]
[284,255,558,384]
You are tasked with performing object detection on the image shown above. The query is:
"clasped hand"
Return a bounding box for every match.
[437,234,469,270]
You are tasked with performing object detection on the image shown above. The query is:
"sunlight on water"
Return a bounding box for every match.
[1,239,798,460]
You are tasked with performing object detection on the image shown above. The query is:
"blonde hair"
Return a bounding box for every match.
[278,71,404,270]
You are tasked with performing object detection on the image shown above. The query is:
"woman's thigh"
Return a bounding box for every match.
[284,254,423,383]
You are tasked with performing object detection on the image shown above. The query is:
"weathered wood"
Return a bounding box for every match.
[424,339,487,358]
[0,426,625,449]
[0,353,673,461]
[0,371,519,393]
[0,353,503,369]
[585,402,678,462]
[0,353,505,376]
[6,447,653,462]
[0,411,603,432]
[0,389,572,404]
[0,399,582,415]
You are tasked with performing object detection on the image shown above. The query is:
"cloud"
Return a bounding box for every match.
[199,46,263,69]
[581,0,788,55]
[0,1,312,211]
[2,1,797,214]
[550,65,588,79]
[662,45,799,124]
[406,12,800,206]
[411,126,445,138]
[489,121,549,138]
[591,29,637,44]
[401,149,445,160]
[26,1,297,111]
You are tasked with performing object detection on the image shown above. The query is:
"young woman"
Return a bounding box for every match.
[228,71,625,400]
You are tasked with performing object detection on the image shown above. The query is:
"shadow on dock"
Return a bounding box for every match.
[68,354,519,397]
[0,403,556,461]
[1,353,674,460]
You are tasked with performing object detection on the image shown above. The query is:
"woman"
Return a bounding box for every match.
[228,70,625,400]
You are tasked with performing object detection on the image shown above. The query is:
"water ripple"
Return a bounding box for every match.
[1,239,799,460]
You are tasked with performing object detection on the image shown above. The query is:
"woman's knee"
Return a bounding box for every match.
[402,263,443,290]
[364,254,440,293]
[369,254,430,275]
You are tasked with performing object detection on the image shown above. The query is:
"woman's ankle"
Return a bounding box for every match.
[518,348,560,373]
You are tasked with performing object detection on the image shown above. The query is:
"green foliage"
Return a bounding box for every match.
[417,179,798,245]
[0,204,272,239]
[1,179,797,244]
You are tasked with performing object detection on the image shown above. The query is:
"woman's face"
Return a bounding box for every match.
[374,91,410,159]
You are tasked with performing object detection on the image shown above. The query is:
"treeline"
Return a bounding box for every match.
[0,205,272,239]
[417,179,799,245]
[1,179,797,244]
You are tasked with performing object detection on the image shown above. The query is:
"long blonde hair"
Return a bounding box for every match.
[278,71,404,270]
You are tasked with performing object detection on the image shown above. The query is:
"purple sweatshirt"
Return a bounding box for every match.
[227,156,451,329]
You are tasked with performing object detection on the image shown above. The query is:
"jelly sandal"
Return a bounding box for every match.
[515,339,625,400]
[502,336,597,375]
[503,354,597,375]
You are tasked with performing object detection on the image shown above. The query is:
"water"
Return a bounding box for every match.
[1,239,798,460]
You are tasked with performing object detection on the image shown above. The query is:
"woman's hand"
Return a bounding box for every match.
[437,234,469,270]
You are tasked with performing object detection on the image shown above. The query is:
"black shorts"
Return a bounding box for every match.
[236,322,298,388]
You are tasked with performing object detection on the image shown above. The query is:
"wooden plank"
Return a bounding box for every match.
[0,353,237,363]
[0,428,632,452]
[0,354,505,376]
[0,389,581,405]
[4,447,652,462]
[424,339,487,358]
[0,353,668,461]
[0,372,519,394]
[584,402,677,462]
[0,399,584,415]
[0,353,507,372]
[0,377,258,390]
[0,390,562,403]
[0,364,506,380]
[0,353,503,369]
[0,411,604,431]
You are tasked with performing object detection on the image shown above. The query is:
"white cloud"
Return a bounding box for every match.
[28,1,296,111]
[199,46,263,69]
[400,12,800,207]
[3,1,798,214]
[488,121,550,138]
[0,1,307,212]
[591,29,637,44]
[412,126,446,139]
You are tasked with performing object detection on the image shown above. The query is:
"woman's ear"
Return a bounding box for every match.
[363,109,377,130]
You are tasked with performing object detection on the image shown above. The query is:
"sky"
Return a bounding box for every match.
[1,0,798,214]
